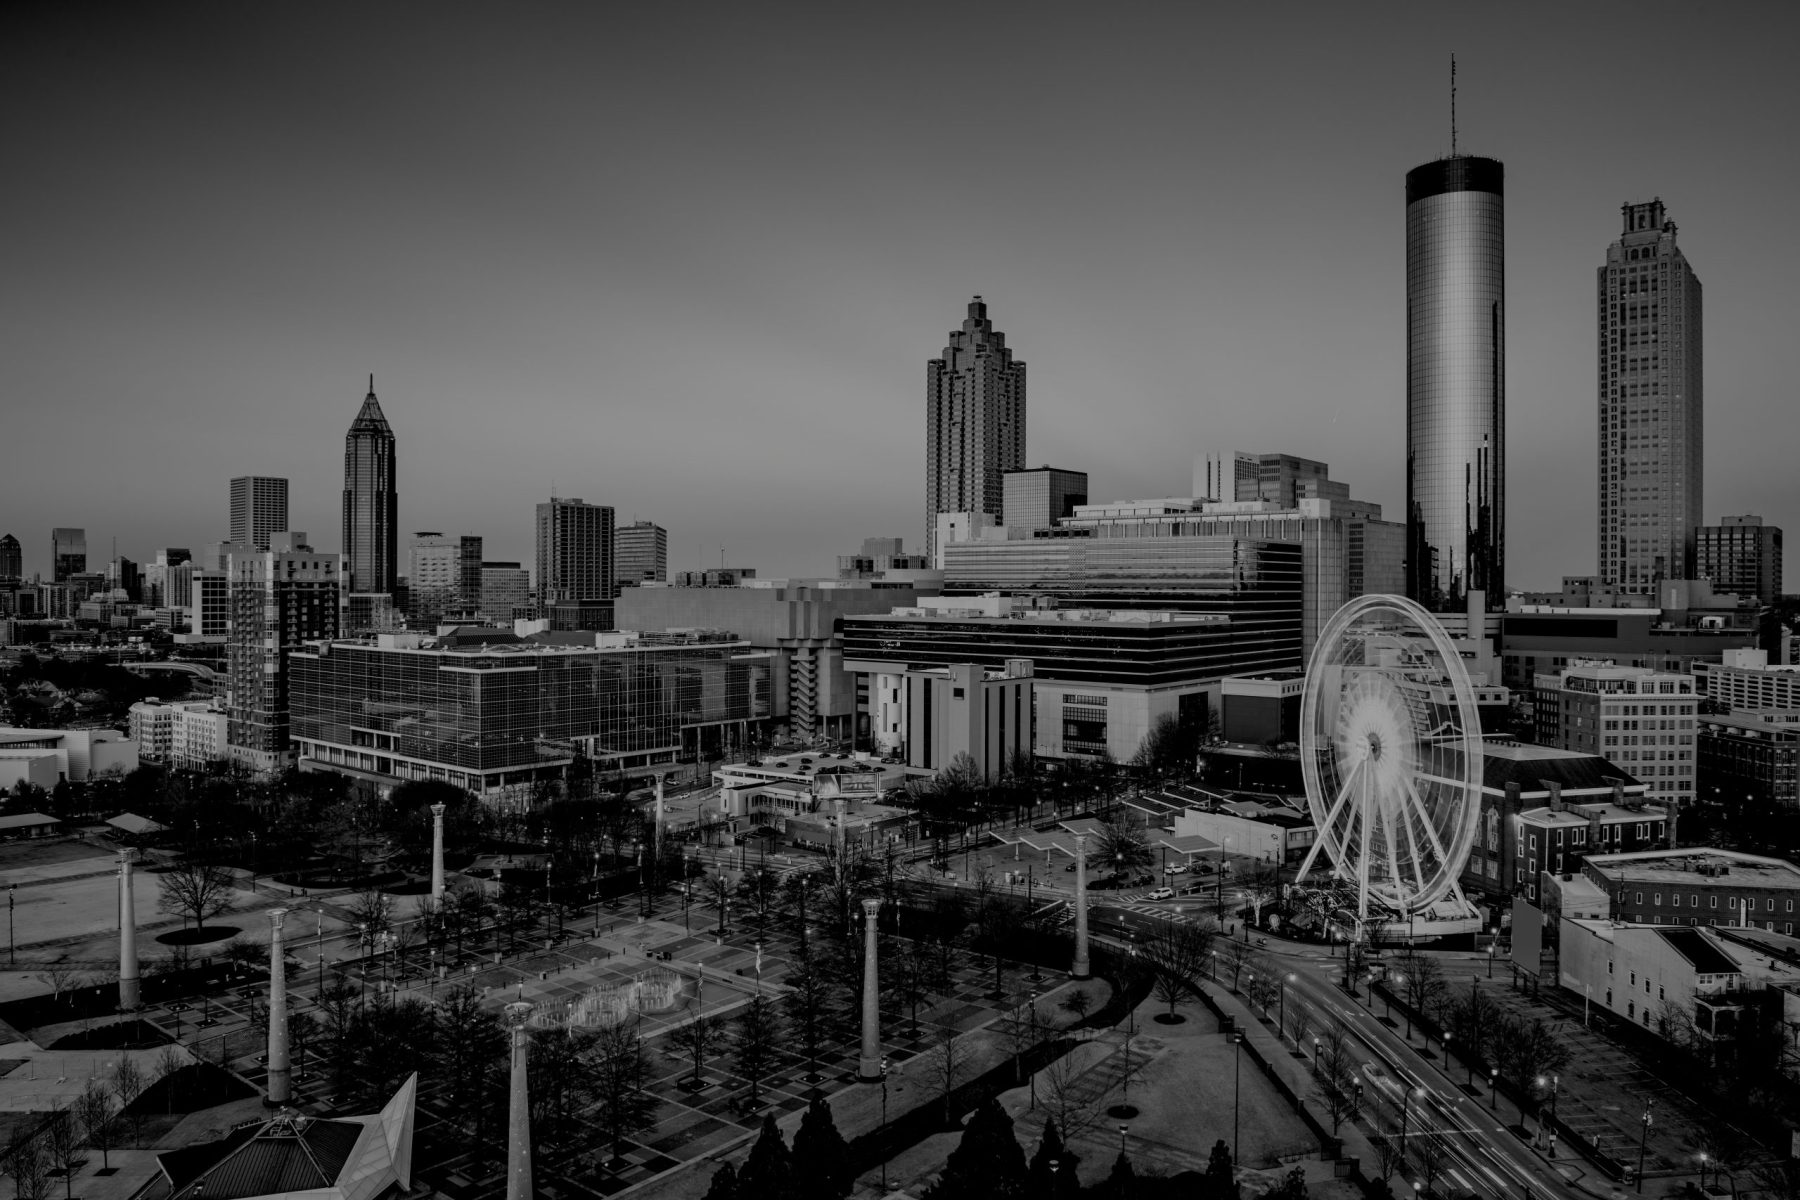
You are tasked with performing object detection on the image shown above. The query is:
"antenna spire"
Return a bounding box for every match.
[1450,53,1458,157]
[368,373,375,395]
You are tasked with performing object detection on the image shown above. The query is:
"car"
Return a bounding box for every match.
[1164,863,1189,875]
[1145,887,1176,901]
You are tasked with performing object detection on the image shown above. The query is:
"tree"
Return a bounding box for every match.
[1412,1131,1448,1196]
[791,1091,852,1200]
[889,941,931,1034]
[1104,1152,1137,1199]
[1445,979,1503,1066]
[73,1081,115,1171]
[667,1013,728,1091]
[929,1096,1027,1200]
[784,946,838,1082]
[1202,1138,1238,1200]
[156,860,236,930]
[700,1161,739,1200]
[42,1103,79,1197]
[1490,1014,1569,1101]
[529,1026,594,1147]
[109,1057,145,1147]
[1316,1021,1360,1134]
[930,1023,971,1128]
[1370,1132,1406,1182]
[6,1129,49,1200]
[735,1114,792,1198]
[1040,1048,1101,1143]
[1268,1165,1308,1200]
[733,996,784,1111]
[36,965,79,1009]
[432,986,505,1144]
[1221,936,1254,991]
[1132,712,1198,784]
[1391,948,1445,1038]
[1142,917,1212,1020]
[589,1021,657,1168]
[782,869,821,951]
[1092,818,1152,882]
[1028,1119,1067,1195]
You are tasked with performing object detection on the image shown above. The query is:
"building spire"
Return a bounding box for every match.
[368,372,375,396]
[1450,53,1457,157]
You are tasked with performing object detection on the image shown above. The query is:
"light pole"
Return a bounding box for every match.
[1280,973,1294,1041]
[1400,1085,1421,1148]
[7,883,14,965]
[1232,1030,1245,1163]
[878,1055,890,1191]
[1489,1067,1499,1112]
[1487,930,1497,979]
[1698,1153,1709,1192]
[1118,1123,1128,1158]
[1311,1035,1320,1074]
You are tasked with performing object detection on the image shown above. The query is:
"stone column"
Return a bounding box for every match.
[857,898,883,1081]
[653,776,665,854]
[430,803,447,909]
[266,908,291,1104]
[504,1001,535,1200]
[1071,833,1091,980]
[118,850,140,1011]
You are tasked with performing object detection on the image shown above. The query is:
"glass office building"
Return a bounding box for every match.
[1406,155,1505,613]
[342,379,398,595]
[289,632,773,794]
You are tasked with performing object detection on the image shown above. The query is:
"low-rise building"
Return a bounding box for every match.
[1580,848,1800,932]
[863,660,1033,781]
[1162,786,1316,865]
[1695,648,1800,711]
[1559,918,1756,1035]
[0,726,137,782]
[710,757,919,849]
[1696,710,1800,807]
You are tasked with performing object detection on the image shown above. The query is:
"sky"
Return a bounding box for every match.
[5,3,1798,593]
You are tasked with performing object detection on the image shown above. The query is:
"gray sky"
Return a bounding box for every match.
[5,3,1797,592]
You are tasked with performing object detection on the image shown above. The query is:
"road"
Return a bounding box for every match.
[1088,902,1601,1200]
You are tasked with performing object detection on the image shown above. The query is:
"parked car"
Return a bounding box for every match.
[1145,886,1176,901]
[1164,863,1189,875]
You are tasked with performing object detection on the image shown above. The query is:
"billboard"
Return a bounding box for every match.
[814,769,880,801]
[1510,894,1544,978]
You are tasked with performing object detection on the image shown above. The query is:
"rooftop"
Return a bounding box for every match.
[1656,926,1742,976]
[1585,848,1800,890]
[1481,744,1642,795]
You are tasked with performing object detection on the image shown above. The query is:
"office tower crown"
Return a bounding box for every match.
[927,295,1027,554]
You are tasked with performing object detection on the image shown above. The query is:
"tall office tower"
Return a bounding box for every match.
[1598,200,1704,593]
[0,534,20,583]
[1002,467,1088,531]
[342,377,398,595]
[479,561,531,622]
[614,520,668,589]
[229,476,290,550]
[225,536,341,774]
[1697,516,1781,603]
[51,528,87,582]
[408,532,483,627]
[1406,155,1506,613]
[1195,452,1260,503]
[109,557,141,602]
[535,498,613,603]
[926,296,1026,554]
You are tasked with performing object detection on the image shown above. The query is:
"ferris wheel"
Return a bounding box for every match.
[1292,595,1484,923]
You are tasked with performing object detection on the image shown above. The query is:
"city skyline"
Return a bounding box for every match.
[5,7,1799,592]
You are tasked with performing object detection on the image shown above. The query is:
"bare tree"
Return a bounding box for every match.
[1001,996,1047,1084]
[1370,1132,1406,1182]
[1391,948,1445,1038]
[733,996,784,1111]
[783,946,837,1082]
[156,861,236,930]
[930,1023,971,1128]
[43,1102,79,1197]
[1316,1021,1360,1134]
[1412,1130,1449,1196]
[346,889,394,938]
[1222,936,1254,991]
[1141,918,1212,1020]
[588,1022,657,1168]
[1286,993,1315,1053]
[73,1081,115,1171]
[6,1129,50,1200]
[1039,1048,1102,1142]
[36,965,79,1008]
[667,1013,728,1091]
[109,1058,145,1147]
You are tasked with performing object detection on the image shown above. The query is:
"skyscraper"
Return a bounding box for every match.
[1697,516,1780,603]
[225,536,342,774]
[535,498,613,604]
[51,527,86,583]
[1405,155,1506,612]
[342,377,398,595]
[1597,199,1703,593]
[927,296,1026,554]
[408,532,483,627]
[614,520,668,590]
[0,535,20,583]
[229,476,290,550]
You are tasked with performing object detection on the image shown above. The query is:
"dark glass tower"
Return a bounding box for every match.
[1405,156,1505,613]
[342,377,398,595]
[927,296,1026,554]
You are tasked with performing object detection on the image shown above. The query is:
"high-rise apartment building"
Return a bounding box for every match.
[1697,516,1781,604]
[1002,467,1087,531]
[0,535,20,584]
[342,377,398,595]
[1598,200,1704,593]
[535,498,613,604]
[614,520,668,590]
[1533,662,1697,817]
[408,533,483,628]
[225,537,342,773]
[51,528,86,582]
[228,476,290,550]
[927,296,1026,554]
[1405,155,1506,613]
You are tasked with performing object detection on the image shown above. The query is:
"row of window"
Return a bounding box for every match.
[1629,891,1796,912]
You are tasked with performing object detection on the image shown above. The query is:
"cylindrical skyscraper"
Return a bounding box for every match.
[1405,156,1505,613]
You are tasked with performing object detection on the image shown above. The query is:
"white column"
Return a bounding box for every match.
[858,898,883,1081]
[1072,833,1091,980]
[505,1001,535,1200]
[430,803,447,909]
[118,851,140,1010]
[266,908,291,1104]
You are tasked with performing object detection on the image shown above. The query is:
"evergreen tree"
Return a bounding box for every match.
[928,1097,1027,1199]
[1106,1151,1138,1198]
[736,1114,792,1198]
[1028,1118,1066,1194]
[792,1090,853,1199]
[1203,1139,1238,1200]
[700,1161,738,1200]
[1268,1166,1308,1200]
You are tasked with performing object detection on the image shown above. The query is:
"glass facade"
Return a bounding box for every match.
[1406,156,1505,613]
[289,634,772,790]
[1001,467,1087,530]
[342,383,398,595]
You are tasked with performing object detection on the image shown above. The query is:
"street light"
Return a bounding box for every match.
[7,883,13,966]
[1311,1035,1320,1074]
[1399,1085,1422,1148]
[1698,1152,1709,1192]
[1280,973,1294,1040]
[1232,1030,1245,1164]
[878,1055,890,1191]
[1118,1123,1128,1157]
[1489,1067,1499,1113]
